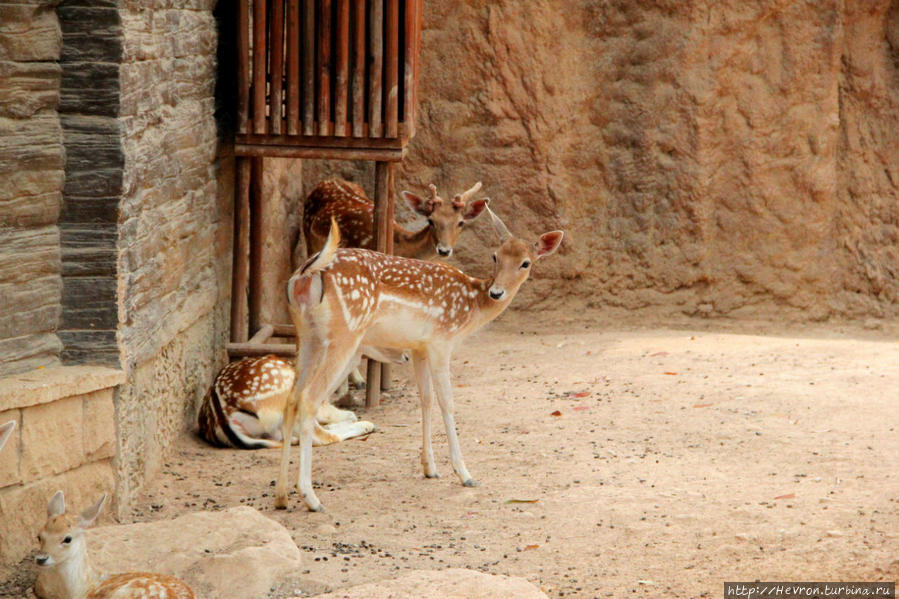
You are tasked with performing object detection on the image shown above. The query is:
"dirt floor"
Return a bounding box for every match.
[129,309,898,599]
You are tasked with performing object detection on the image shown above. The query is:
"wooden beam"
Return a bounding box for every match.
[403,0,417,137]
[380,163,395,390]
[351,0,365,137]
[317,0,332,136]
[236,143,405,161]
[252,0,267,134]
[286,0,300,134]
[230,157,251,343]
[334,0,350,136]
[248,157,265,335]
[368,0,383,138]
[384,0,399,137]
[270,0,285,135]
[237,0,250,134]
[302,0,315,135]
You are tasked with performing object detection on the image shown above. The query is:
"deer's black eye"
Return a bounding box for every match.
[492,254,497,263]
[427,218,434,227]
[520,260,531,269]
[458,221,464,227]
[62,536,72,544]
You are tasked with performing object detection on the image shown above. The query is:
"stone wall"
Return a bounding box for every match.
[0,2,64,376]
[304,0,898,322]
[112,0,231,511]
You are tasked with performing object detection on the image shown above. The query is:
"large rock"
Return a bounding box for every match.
[86,507,302,599]
[305,568,548,599]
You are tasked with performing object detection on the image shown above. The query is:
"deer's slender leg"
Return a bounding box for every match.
[412,351,438,478]
[275,329,318,508]
[428,353,477,487]
[295,336,364,511]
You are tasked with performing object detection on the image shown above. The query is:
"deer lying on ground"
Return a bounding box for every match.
[0,420,14,453]
[197,350,405,449]
[302,179,490,393]
[34,491,195,599]
[275,208,563,511]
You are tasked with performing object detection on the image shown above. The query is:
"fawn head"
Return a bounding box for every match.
[35,491,106,568]
[485,207,563,302]
[402,182,489,257]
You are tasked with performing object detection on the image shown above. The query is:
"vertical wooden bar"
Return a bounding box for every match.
[402,0,416,138]
[317,0,332,136]
[238,0,250,134]
[384,0,398,137]
[270,0,285,135]
[351,0,365,137]
[366,160,391,407]
[380,163,395,390]
[287,0,300,134]
[333,0,349,136]
[413,0,421,133]
[368,0,383,138]
[302,0,315,135]
[252,0,268,134]
[231,158,251,343]
[248,157,265,336]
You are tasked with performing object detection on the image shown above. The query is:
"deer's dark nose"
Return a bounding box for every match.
[436,246,452,257]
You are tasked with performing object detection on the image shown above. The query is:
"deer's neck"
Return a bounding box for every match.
[393,222,436,260]
[37,546,98,599]
[466,278,518,331]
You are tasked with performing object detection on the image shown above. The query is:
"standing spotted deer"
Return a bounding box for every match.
[34,491,195,599]
[276,208,563,511]
[302,179,489,260]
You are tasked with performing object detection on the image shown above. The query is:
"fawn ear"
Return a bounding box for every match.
[48,490,66,518]
[462,198,489,222]
[78,493,107,529]
[0,420,14,453]
[535,231,564,259]
[402,191,435,217]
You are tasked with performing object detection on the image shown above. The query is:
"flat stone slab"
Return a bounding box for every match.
[86,506,301,599]
[304,568,548,599]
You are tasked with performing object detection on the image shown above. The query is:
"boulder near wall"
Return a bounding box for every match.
[311,0,898,321]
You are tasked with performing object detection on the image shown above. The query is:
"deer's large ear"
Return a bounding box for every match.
[535,231,564,259]
[402,191,435,217]
[48,490,66,518]
[78,493,107,529]
[0,420,14,453]
[462,198,489,222]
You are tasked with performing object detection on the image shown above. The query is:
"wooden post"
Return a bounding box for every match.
[252,0,267,134]
[334,0,349,136]
[231,157,251,343]
[237,0,250,134]
[366,160,392,407]
[302,0,315,135]
[286,0,300,134]
[368,0,383,138]
[380,163,395,390]
[351,0,365,137]
[384,0,399,138]
[248,157,265,336]
[270,0,285,135]
[317,0,332,136]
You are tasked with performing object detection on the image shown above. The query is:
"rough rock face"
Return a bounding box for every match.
[304,0,898,321]
[0,1,64,376]
[305,568,548,599]
[85,507,302,599]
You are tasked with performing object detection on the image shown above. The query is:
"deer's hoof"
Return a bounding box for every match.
[274,495,289,510]
[424,472,440,479]
[462,478,481,488]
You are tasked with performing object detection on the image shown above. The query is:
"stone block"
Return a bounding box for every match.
[82,389,115,461]
[0,460,114,567]
[0,410,21,489]
[0,60,60,119]
[20,396,84,483]
[0,335,61,378]
[87,507,302,599]
[0,4,60,62]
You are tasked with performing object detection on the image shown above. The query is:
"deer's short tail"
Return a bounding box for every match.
[289,218,340,310]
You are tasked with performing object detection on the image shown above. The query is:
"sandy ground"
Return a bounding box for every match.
[127,310,898,599]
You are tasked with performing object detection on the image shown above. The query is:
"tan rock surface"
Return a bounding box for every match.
[305,568,548,599]
[86,507,302,599]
